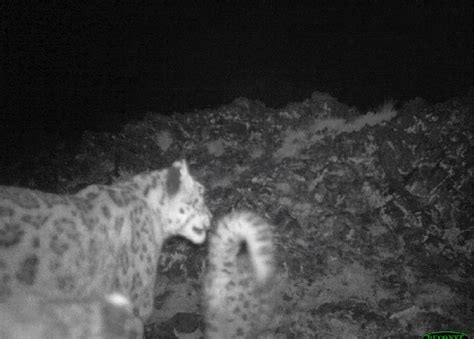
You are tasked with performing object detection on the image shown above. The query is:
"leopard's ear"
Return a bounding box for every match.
[166,160,192,196]
[166,162,182,197]
[172,159,190,175]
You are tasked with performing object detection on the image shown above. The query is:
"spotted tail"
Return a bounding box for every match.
[208,210,275,285]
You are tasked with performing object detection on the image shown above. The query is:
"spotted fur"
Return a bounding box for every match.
[204,211,276,338]
[0,160,211,321]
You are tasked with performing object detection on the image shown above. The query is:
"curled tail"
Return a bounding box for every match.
[207,210,275,286]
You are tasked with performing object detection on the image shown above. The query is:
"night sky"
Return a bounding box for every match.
[1,2,472,161]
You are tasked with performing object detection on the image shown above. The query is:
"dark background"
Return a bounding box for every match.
[1,1,472,162]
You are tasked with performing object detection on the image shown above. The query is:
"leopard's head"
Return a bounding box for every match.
[152,160,212,244]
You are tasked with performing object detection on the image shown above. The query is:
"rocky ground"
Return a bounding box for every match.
[2,89,473,338]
